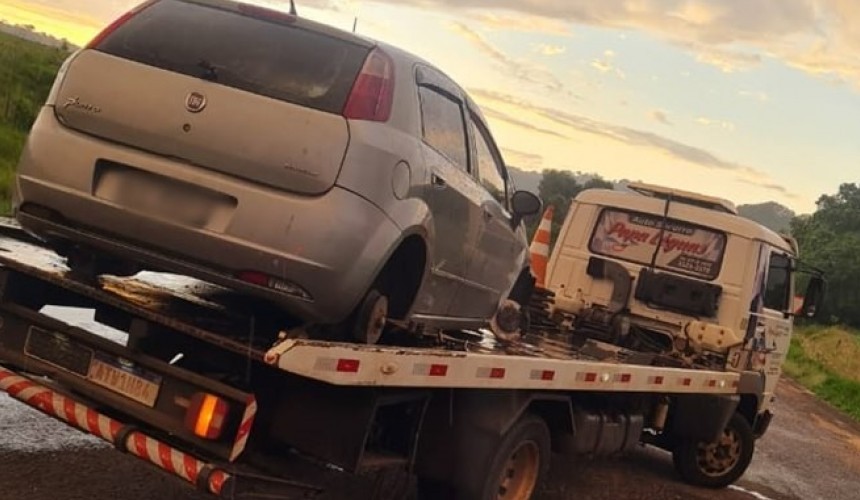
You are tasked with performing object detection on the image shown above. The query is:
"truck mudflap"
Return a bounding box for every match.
[0,365,231,495]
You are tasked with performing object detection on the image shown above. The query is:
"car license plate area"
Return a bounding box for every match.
[87,354,162,407]
[94,162,230,228]
[24,327,162,407]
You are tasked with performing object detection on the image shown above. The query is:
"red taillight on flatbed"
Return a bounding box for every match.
[85,0,157,49]
[343,48,395,122]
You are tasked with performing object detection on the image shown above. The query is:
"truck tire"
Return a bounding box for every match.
[464,413,551,500]
[672,412,755,488]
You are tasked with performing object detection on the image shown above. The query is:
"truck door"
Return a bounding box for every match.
[749,247,794,399]
[413,73,482,316]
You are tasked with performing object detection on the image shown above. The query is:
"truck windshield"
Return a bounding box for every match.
[589,208,727,280]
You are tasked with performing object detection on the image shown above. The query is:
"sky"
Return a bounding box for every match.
[2,0,859,214]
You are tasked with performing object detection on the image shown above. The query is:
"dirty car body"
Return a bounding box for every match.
[14,0,536,331]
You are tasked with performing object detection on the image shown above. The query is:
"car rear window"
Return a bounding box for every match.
[95,0,370,114]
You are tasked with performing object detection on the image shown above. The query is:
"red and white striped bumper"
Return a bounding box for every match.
[0,365,232,497]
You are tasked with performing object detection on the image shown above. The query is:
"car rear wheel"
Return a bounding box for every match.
[351,289,388,344]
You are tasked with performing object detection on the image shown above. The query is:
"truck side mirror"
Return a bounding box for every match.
[510,190,542,228]
[800,276,826,319]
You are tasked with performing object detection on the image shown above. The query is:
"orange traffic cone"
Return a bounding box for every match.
[530,205,554,287]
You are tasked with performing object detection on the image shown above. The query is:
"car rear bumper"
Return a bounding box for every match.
[15,108,401,323]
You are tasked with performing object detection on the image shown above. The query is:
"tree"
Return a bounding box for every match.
[791,183,860,326]
[524,170,613,244]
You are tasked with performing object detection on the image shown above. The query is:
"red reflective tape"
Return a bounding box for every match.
[542,370,555,381]
[682,378,692,386]
[209,470,228,495]
[620,373,631,383]
[6,379,35,397]
[158,442,177,475]
[109,420,122,441]
[654,376,664,385]
[584,372,597,383]
[132,433,148,458]
[63,398,78,426]
[86,408,100,436]
[708,379,717,387]
[732,380,739,388]
[336,359,360,373]
[184,454,199,483]
[29,390,53,413]
[429,364,448,377]
[490,368,506,379]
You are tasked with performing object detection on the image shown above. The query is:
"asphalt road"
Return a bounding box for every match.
[1,377,859,500]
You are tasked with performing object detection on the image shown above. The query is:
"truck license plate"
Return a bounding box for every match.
[87,353,162,407]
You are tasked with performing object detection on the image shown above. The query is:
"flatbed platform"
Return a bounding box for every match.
[0,218,747,395]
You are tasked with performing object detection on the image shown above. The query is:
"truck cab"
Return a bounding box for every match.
[546,182,814,417]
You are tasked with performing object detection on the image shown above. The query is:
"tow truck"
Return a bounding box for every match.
[0,183,823,499]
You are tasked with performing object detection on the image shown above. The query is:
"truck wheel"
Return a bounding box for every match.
[352,289,388,344]
[470,413,550,500]
[672,412,755,488]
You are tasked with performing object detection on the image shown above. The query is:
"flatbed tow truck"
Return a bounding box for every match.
[0,184,823,499]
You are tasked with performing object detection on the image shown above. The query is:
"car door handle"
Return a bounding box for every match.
[483,207,493,221]
[431,173,447,189]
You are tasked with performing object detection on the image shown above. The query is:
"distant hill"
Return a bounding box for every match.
[0,21,77,51]
[737,201,795,233]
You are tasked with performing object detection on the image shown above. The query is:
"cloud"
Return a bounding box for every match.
[696,117,736,131]
[480,107,568,139]
[366,0,860,89]
[447,22,565,92]
[501,148,544,170]
[680,43,764,73]
[590,49,626,78]
[533,43,567,56]
[472,12,571,36]
[469,89,795,197]
[650,109,672,125]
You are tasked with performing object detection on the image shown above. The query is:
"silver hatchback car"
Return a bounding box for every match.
[14,0,541,342]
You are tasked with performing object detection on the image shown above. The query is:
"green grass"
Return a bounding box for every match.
[784,324,860,420]
[0,31,66,214]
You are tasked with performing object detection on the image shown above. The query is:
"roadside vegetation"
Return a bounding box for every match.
[0,31,66,213]
[784,324,860,420]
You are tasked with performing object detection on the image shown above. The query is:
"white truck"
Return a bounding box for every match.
[0,182,822,499]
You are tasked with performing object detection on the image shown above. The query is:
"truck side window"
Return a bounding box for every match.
[469,115,507,207]
[418,87,468,172]
[763,253,791,311]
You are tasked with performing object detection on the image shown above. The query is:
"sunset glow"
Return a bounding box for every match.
[1,0,859,214]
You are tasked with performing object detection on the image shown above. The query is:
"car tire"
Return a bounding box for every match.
[672,412,755,488]
[351,289,388,344]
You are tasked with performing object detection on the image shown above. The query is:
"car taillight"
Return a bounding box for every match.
[184,392,229,440]
[85,0,157,49]
[343,48,395,122]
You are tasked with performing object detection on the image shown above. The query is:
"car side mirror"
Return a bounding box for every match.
[800,276,826,319]
[510,190,542,228]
